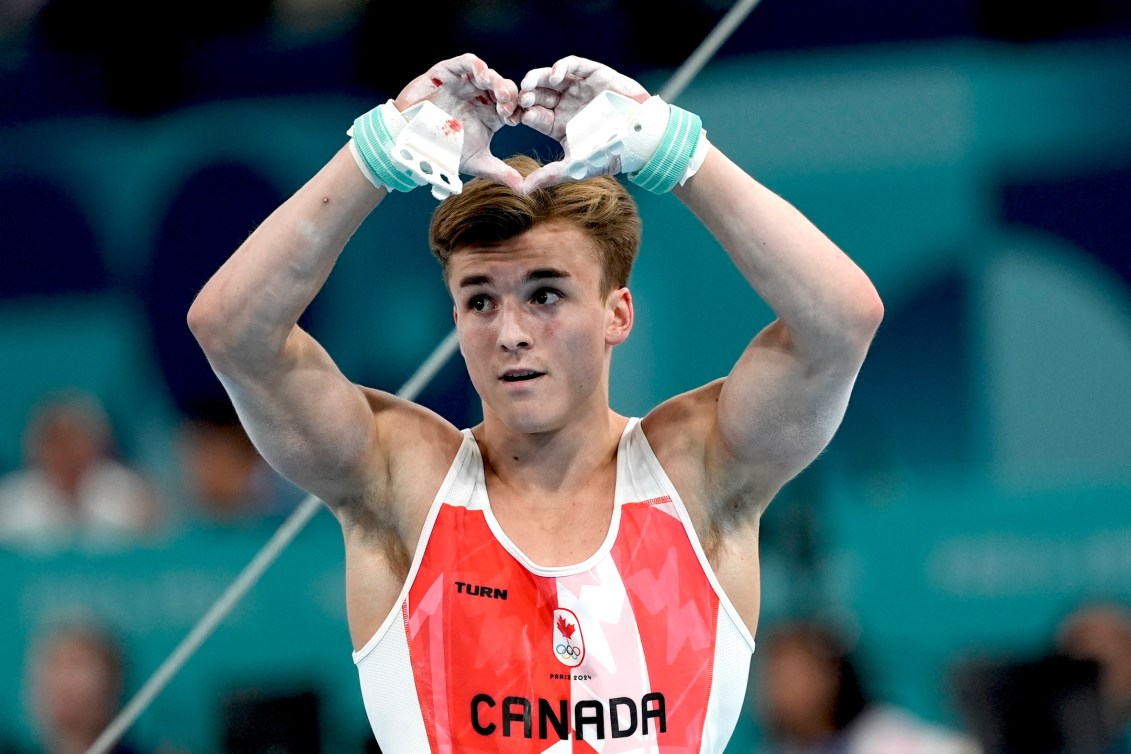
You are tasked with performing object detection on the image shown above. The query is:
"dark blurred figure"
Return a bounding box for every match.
[1056,600,1131,753]
[755,619,981,754]
[33,0,271,115]
[24,620,144,754]
[172,399,304,529]
[953,651,1107,754]
[220,686,322,754]
[0,391,161,551]
[951,600,1131,754]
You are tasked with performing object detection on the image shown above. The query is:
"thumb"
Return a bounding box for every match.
[464,154,525,193]
[521,162,571,195]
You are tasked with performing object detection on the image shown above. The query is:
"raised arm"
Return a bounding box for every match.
[515,55,883,520]
[674,146,883,500]
[186,53,522,510]
[186,145,384,508]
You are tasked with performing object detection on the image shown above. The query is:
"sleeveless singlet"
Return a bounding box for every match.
[353,417,756,753]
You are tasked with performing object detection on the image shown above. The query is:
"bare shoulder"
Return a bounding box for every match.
[361,385,465,452]
[641,377,778,535]
[639,379,726,519]
[641,378,725,462]
[343,387,466,543]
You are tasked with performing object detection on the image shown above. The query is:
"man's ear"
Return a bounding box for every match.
[605,287,633,346]
[453,307,465,357]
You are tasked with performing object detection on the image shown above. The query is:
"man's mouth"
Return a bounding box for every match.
[500,369,544,382]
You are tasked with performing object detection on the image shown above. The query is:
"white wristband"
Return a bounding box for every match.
[347,101,416,193]
[628,101,705,194]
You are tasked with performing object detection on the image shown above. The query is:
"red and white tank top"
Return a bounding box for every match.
[353,417,756,753]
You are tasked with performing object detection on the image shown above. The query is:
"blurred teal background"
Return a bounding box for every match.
[1,2,1130,751]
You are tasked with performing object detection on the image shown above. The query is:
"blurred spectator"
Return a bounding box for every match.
[24,619,144,754]
[0,390,161,551]
[754,619,981,754]
[172,398,304,529]
[1056,600,1131,753]
[959,610,1117,754]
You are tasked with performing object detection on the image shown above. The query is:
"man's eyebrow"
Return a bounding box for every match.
[527,268,570,283]
[457,274,490,289]
[457,268,571,289]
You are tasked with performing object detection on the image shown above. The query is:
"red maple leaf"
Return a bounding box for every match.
[556,615,575,640]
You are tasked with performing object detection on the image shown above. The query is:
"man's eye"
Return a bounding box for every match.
[532,289,562,305]
[469,295,494,312]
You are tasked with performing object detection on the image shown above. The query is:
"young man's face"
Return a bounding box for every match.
[448,220,632,435]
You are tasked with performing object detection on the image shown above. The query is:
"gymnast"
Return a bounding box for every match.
[187,52,883,752]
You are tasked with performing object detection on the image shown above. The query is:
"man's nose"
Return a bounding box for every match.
[497,301,531,351]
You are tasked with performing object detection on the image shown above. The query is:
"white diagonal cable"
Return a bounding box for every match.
[659,0,764,103]
[85,0,764,749]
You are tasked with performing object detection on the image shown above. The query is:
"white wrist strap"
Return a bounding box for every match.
[561,92,708,192]
[348,100,465,200]
[391,100,464,200]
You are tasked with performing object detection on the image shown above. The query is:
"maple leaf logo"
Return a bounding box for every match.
[556,615,576,640]
[551,608,584,666]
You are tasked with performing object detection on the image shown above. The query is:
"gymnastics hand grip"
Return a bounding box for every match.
[561,91,666,180]
[389,100,465,201]
[562,93,709,193]
[348,100,465,199]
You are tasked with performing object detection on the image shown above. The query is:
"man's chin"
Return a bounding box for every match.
[504,417,553,435]
[497,409,559,436]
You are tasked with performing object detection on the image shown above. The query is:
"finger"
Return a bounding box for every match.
[547,55,604,86]
[499,103,523,127]
[522,57,647,100]
[520,66,554,93]
[481,67,518,123]
[465,154,525,193]
[521,162,572,194]
[550,55,649,99]
[396,55,484,108]
[437,52,489,84]
[420,54,483,93]
[437,54,509,102]
[519,105,556,136]
[518,87,561,111]
[483,68,517,105]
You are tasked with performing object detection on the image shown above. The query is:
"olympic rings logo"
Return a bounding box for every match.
[556,643,582,659]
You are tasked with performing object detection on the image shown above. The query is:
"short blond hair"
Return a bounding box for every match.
[429,155,642,294]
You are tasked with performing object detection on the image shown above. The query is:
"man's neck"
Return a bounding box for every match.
[474,409,628,497]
